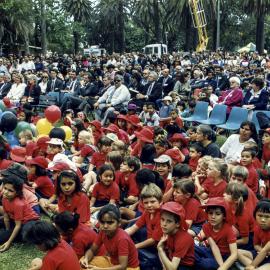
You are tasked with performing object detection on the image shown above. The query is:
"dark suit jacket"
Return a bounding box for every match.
[143,81,163,103]
[81,82,99,97]
[46,78,63,93]
[158,76,174,95]
[0,82,12,98]
[242,88,269,110]
[24,85,41,105]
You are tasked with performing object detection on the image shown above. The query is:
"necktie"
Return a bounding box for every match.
[147,82,154,96]
[51,80,55,91]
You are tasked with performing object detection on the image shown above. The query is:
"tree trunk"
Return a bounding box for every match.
[40,0,47,55]
[184,7,192,51]
[25,33,30,55]
[153,0,162,43]
[73,30,79,55]
[256,13,265,55]
[117,0,125,53]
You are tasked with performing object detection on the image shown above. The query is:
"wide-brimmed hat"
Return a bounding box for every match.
[10,147,26,162]
[48,162,70,172]
[36,136,50,151]
[126,115,140,127]
[26,156,48,169]
[165,148,183,163]
[103,124,119,134]
[169,133,188,147]
[106,133,119,142]
[1,162,28,181]
[46,138,64,147]
[134,127,154,143]
[89,120,102,130]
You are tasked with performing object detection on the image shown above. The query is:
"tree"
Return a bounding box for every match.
[40,0,47,55]
[62,0,92,54]
[243,0,270,54]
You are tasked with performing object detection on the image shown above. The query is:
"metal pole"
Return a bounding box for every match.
[216,0,221,50]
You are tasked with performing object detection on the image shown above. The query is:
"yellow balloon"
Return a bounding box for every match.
[36,118,53,135]
[60,125,73,141]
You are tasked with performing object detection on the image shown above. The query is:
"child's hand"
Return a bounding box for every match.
[260,186,266,198]
[90,207,98,213]
[80,256,89,268]
[157,234,168,249]
[0,241,11,252]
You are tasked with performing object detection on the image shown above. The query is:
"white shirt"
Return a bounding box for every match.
[7,83,26,103]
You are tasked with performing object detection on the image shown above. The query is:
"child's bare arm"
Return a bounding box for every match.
[163,187,173,203]
[3,212,10,230]
[218,242,237,270]
[208,237,223,267]
[125,224,139,235]
[249,241,270,268]
[135,237,155,249]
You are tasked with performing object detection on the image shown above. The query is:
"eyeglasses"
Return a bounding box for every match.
[114,79,121,82]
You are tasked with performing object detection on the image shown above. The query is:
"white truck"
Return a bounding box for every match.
[142,44,168,57]
[83,45,106,56]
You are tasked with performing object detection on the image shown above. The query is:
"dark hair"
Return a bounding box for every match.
[34,165,47,177]
[161,209,180,223]
[56,170,81,196]
[107,151,123,171]
[98,136,113,148]
[251,77,264,89]
[177,100,186,110]
[23,220,60,250]
[241,149,256,158]
[54,211,80,232]
[172,164,192,178]
[97,164,115,182]
[254,199,270,218]
[154,138,170,148]
[189,143,204,155]
[197,124,216,142]
[173,179,195,196]
[206,206,226,217]
[0,145,8,159]
[98,204,120,222]
[135,168,164,190]
[146,102,156,108]
[3,176,24,198]
[188,100,196,108]
[240,121,258,143]
[140,143,156,164]
[124,156,141,172]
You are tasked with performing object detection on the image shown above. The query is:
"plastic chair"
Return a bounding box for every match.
[198,104,227,126]
[216,107,248,131]
[251,110,270,132]
[182,101,209,122]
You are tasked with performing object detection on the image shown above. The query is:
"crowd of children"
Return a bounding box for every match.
[2,104,270,270]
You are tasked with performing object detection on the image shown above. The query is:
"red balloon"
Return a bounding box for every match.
[45,105,61,123]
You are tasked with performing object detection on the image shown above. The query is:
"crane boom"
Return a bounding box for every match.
[188,0,208,52]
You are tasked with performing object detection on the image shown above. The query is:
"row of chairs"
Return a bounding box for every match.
[182,101,270,133]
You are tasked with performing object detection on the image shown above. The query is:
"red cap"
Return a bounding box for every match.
[169,133,188,146]
[25,142,38,156]
[134,127,154,143]
[161,202,186,229]
[117,114,128,121]
[26,156,48,169]
[103,123,119,134]
[126,115,140,127]
[89,120,102,130]
[36,136,50,151]
[200,197,228,218]
[165,148,183,163]
[48,162,70,172]
[10,147,27,162]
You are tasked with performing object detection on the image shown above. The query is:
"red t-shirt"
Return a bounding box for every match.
[68,223,106,258]
[2,197,39,224]
[246,186,258,212]
[58,192,90,223]
[130,143,142,157]
[41,240,80,270]
[202,178,227,198]
[92,182,120,202]
[262,144,270,165]
[165,229,194,266]
[94,228,139,267]
[252,157,262,170]
[253,223,270,247]
[136,209,163,240]
[0,159,13,170]
[91,152,107,169]
[184,198,206,224]
[189,157,199,172]
[243,163,259,193]
[117,172,140,197]
[80,144,95,158]
[34,176,54,198]
[202,222,237,255]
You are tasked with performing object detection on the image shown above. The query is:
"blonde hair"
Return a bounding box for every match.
[230,165,249,181]
[19,130,33,141]
[210,158,229,181]
[198,155,213,169]
[141,183,163,202]
[78,130,94,145]
[107,151,123,171]
[112,140,128,155]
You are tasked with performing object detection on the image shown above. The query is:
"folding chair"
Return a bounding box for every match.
[182,101,209,123]
[198,104,227,126]
[251,110,270,133]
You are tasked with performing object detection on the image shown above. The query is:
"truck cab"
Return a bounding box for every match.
[142,44,168,57]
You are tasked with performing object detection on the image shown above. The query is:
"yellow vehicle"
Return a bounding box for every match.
[188,0,208,52]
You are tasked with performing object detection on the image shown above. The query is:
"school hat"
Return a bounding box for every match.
[48,162,70,172]
[25,142,38,157]
[134,127,154,143]
[36,136,50,151]
[128,103,137,111]
[25,156,48,169]
[49,153,77,172]
[89,120,102,130]
[126,114,140,127]
[1,162,28,181]
[103,123,119,134]
[169,133,188,147]
[163,96,172,102]
[106,133,119,142]
[154,154,172,165]
[200,197,228,218]
[46,138,64,147]
[10,147,26,162]
[165,148,182,164]
[117,114,128,121]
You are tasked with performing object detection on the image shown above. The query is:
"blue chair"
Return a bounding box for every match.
[216,107,248,131]
[251,110,270,132]
[198,104,227,125]
[182,101,209,122]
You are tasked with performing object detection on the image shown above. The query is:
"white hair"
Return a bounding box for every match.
[229,76,241,86]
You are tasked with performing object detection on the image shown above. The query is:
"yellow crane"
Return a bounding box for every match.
[188,0,208,52]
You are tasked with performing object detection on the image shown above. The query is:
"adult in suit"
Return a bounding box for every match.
[0,73,12,99]
[157,68,174,96]
[23,74,41,105]
[46,69,64,103]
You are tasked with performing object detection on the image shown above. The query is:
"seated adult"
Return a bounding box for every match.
[0,73,12,99]
[196,124,221,158]
[217,76,243,114]
[46,69,64,103]
[242,77,269,111]
[7,73,26,104]
[23,74,41,105]
[94,74,130,126]
[220,121,257,164]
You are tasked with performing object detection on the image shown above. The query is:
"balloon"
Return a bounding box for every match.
[4,131,19,148]
[36,118,53,135]
[14,121,32,137]
[60,125,72,141]
[0,111,17,132]
[45,105,61,123]
[49,127,66,141]
[0,101,6,111]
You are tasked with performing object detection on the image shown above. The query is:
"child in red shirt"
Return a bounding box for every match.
[188,143,203,172]
[240,149,259,193]
[158,202,195,270]
[81,204,140,270]
[262,128,270,166]
[88,120,103,146]
[238,200,270,269]
[24,220,80,270]
[195,197,238,270]
[173,179,206,236]
[154,138,169,157]
[169,132,189,156]
[0,176,39,252]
